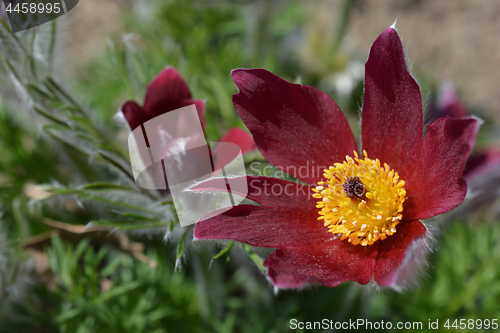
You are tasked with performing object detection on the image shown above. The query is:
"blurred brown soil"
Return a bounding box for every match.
[347,0,500,121]
[60,0,500,122]
[58,0,128,67]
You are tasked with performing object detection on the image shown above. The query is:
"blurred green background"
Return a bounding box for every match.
[0,0,499,332]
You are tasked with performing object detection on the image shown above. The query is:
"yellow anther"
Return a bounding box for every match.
[313,151,406,246]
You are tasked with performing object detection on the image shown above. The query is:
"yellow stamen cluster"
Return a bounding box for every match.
[312,151,406,246]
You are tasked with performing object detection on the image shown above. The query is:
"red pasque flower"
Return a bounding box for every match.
[429,81,469,122]
[193,27,480,289]
[122,67,206,132]
[120,67,256,193]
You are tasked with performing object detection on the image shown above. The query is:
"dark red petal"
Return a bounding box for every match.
[264,240,379,289]
[439,101,468,120]
[231,69,357,185]
[404,117,479,220]
[464,147,500,181]
[193,176,333,247]
[361,27,423,182]
[179,98,206,129]
[143,67,192,116]
[436,81,468,119]
[374,220,426,287]
[121,101,149,131]
[461,147,500,210]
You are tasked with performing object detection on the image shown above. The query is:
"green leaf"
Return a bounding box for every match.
[80,182,134,191]
[12,197,30,240]
[176,230,188,259]
[97,151,135,182]
[55,307,82,323]
[93,280,142,304]
[78,193,152,213]
[243,244,266,272]
[120,212,159,222]
[27,83,56,101]
[44,77,85,114]
[91,219,169,230]
[34,107,70,127]
[99,256,124,278]
[213,241,234,260]
[47,20,57,72]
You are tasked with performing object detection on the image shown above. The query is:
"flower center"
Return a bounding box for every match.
[312,151,406,246]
